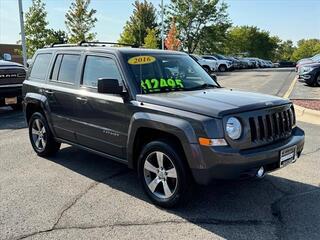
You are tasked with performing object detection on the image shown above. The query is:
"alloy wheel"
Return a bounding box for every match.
[31,118,47,151]
[143,151,178,199]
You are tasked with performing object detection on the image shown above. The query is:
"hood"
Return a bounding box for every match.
[302,62,320,68]
[0,60,24,68]
[136,89,290,118]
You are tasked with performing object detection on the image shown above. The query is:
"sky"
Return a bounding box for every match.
[0,0,319,45]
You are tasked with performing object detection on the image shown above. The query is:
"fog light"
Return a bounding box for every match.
[256,166,265,178]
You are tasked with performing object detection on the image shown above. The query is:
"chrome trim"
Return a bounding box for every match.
[24,80,124,103]
[0,84,23,88]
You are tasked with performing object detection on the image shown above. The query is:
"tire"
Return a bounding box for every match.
[138,140,190,208]
[202,65,211,73]
[315,73,320,87]
[218,64,227,72]
[28,112,61,157]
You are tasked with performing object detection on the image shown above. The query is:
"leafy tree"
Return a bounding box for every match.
[197,22,231,54]
[65,0,97,43]
[24,0,49,57]
[144,28,158,49]
[276,40,296,61]
[166,0,230,53]
[119,0,158,46]
[291,39,320,61]
[46,29,68,45]
[165,18,181,50]
[224,26,280,60]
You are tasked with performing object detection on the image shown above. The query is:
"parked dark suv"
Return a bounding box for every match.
[23,42,305,207]
[0,59,26,109]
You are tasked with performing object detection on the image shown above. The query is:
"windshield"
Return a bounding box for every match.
[124,53,218,94]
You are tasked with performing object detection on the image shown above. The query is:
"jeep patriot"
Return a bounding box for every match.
[22,42,305,207]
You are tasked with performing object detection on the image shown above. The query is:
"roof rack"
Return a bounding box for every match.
[45,41,139,48]
[79,41,139,48]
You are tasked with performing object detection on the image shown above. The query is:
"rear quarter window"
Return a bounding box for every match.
[30,53,52,80]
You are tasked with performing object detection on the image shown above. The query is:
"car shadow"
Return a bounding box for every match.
[46,145,319,239]
[0,107,26,130]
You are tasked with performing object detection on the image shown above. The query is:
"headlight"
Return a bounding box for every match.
[301,66,314,74]
[226,117,242,140]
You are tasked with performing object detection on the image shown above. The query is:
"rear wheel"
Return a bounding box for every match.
[218,64,227,72]
[138,141,190,208]
[29,112,61,157]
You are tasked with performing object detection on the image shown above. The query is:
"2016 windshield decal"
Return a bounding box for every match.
[140,78,184,92]
[128,56,156,65]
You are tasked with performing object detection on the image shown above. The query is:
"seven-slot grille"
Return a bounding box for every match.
[0,68,26,85]
[248,105,295,143]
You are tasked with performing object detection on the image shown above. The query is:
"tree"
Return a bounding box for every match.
[165,19,181,50]
[197,22,231,54]
[291,39,320,61]
[166,0,230,53]
[65,0,97,43]
[224,26,280,60]
[276,40,296,61]
[144,28,158,49]
[24,0,49,57]
[119,0,158,46]
[46,29,68,45]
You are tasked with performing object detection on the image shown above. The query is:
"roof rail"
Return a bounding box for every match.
[44,43,78,48]
[44,41,140,48]
[78,41,139,48]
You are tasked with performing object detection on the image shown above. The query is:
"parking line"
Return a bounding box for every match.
[283,75,298,99]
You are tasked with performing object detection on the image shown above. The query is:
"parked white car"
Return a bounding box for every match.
[190,54,218,73]
[202,55,233,72]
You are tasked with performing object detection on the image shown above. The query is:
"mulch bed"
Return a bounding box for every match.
[292,99,320,111]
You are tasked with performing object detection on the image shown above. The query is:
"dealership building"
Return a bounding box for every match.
[0,43,23,64]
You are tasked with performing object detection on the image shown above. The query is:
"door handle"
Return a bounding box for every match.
[44,89,54,95]
[76,96,88,104]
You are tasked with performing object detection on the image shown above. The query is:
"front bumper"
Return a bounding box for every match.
[299,72,317,85]
[191,127,305,185]
[0,85,23,106]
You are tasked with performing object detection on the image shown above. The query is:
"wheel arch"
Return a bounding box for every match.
[24,93,56,137]
[127,112,203,171]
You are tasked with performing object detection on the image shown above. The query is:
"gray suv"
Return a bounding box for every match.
[23,42,305,207]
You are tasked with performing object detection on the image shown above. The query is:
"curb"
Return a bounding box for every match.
[282,75,320,125]
[294,104,320,125]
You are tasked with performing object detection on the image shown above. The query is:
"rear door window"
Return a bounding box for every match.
[82,55,122,88]
[30,53,52,80]
[57,54,80,84]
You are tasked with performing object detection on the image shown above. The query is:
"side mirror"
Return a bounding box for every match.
[3,53,12,61]
[97,78,123,95]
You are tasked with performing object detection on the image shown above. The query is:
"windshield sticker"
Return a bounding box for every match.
[128,56,156,65]
[140,78,184,92]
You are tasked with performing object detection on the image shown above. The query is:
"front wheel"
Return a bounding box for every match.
[29,112,61,157]
[138,141,190,208]
[315,73,320,87]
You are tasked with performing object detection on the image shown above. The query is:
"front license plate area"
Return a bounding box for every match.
[5,97,17,105]
[280,145,297,168]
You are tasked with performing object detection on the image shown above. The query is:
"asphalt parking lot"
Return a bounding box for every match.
[0,69,319,240]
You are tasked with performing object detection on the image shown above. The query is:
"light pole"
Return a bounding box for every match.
[161,0,164,50]
[18,0,27,67]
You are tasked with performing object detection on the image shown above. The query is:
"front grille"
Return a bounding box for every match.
[248,105,295,143]
[0,68,26,85]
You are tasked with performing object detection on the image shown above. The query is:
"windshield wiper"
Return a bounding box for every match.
[185,83,218,91]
